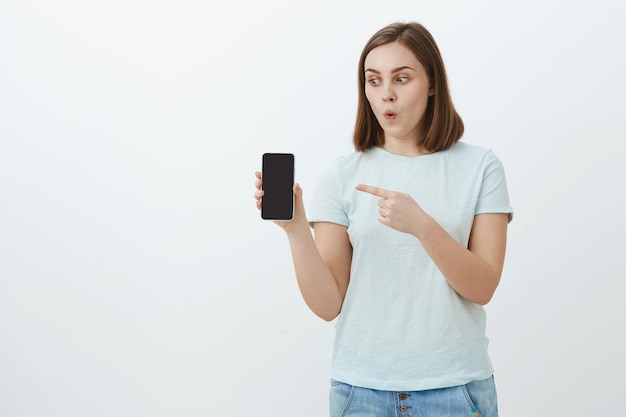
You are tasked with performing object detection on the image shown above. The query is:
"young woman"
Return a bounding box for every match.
[254,21,512,417]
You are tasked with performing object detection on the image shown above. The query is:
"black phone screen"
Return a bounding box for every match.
[261,153,294,220]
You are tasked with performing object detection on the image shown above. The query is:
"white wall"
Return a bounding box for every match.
[1,0,624,416]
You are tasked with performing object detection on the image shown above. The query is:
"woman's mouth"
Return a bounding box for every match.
[384,111,397,121]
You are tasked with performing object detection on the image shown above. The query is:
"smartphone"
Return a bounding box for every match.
[261,153,295,221]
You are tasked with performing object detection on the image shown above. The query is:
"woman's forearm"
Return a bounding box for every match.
[284,223,345,321]
[414,214,508,305]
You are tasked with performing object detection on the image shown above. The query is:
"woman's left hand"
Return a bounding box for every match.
[356,184,430,237]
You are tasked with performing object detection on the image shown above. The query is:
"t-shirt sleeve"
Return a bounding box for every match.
[307,159,350,227]
[475,150,514,222]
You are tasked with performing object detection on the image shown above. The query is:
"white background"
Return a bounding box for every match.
[1,0,625,416]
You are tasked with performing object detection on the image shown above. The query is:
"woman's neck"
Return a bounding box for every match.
[381,138,431,157]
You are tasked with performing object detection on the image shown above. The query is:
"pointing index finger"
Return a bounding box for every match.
[356,184,392,198]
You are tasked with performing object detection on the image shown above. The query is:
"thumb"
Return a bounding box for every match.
[293,183,303,203]
[293,183,306,218]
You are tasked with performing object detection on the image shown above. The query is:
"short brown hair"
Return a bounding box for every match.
[353,22,464,152]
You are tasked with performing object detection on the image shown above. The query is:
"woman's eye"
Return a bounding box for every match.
[368,78,380,86]
[397,76,409,83]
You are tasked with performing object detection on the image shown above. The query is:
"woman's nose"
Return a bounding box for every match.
[383,86,396,102]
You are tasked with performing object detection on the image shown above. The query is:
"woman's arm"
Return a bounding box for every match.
[356,184,508,305]
[255,172,352,320]
[417,212,508,305]
[286,220,352,321]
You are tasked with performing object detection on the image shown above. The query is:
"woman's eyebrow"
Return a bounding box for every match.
[364,66,415,74]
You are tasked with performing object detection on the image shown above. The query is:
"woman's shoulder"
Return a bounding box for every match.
[447,141,503,164]
[449,141,493,156]
[323,150,367,170]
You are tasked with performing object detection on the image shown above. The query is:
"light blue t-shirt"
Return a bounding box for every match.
[307,142,513,391]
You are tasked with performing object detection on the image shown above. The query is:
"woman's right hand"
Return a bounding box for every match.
[254,171,308,232]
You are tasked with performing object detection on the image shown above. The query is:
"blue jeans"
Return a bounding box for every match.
[329,376,497,417]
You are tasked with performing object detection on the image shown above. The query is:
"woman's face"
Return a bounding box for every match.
[364,42,434,144]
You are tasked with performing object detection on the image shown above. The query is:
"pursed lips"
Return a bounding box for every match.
[384,110,397,120]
